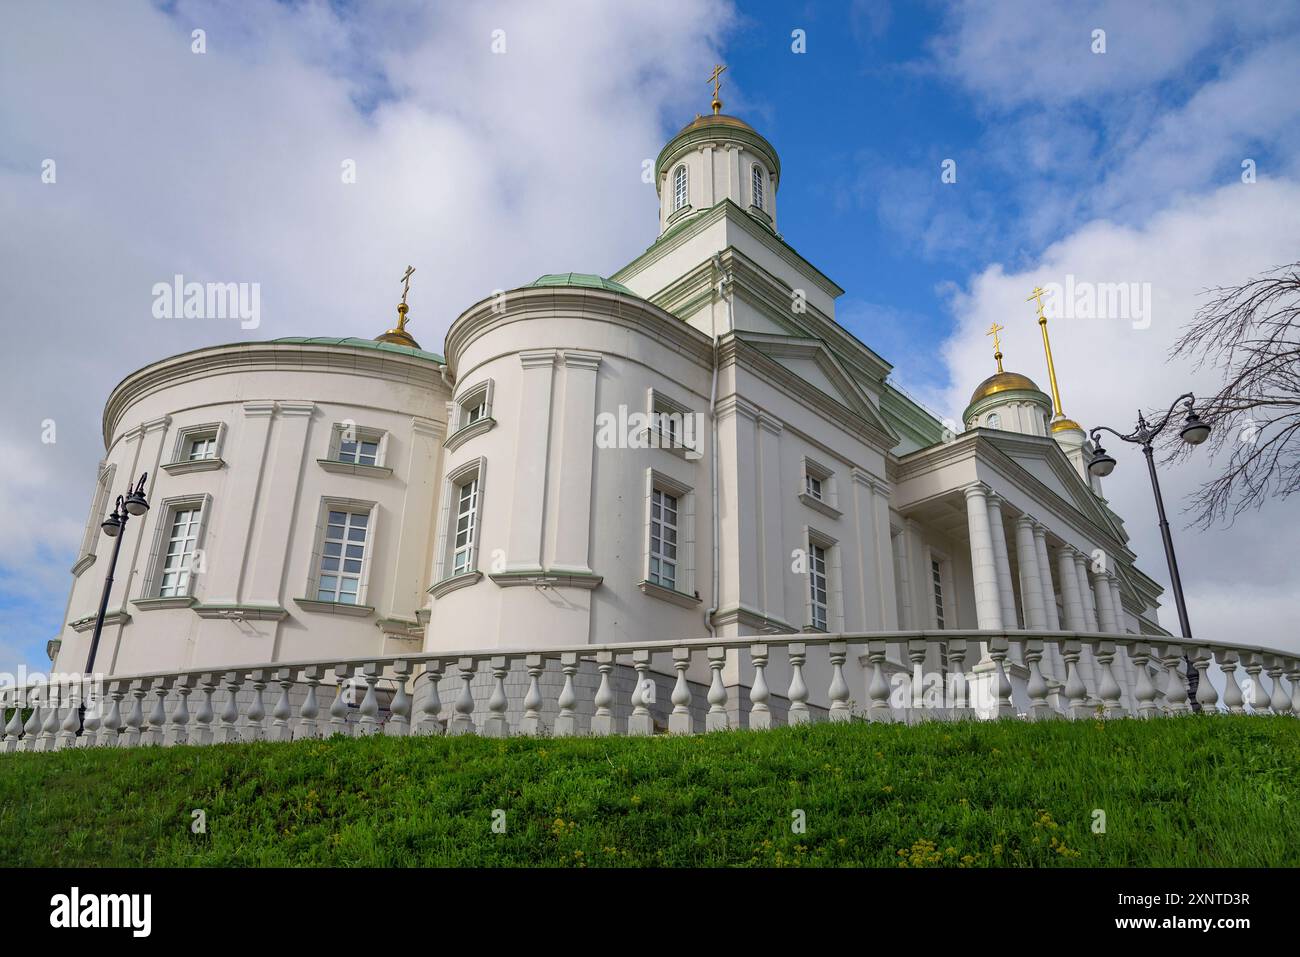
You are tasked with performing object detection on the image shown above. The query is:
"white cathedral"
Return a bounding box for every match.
[45,87,1181,728]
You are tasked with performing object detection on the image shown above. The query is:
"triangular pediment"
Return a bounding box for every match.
[736,332,898,443]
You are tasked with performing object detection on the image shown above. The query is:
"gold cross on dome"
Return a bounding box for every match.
[986,321,1005,372]
[399,265,415,306]
[1026,285,1047,318]
[708,64,727,114]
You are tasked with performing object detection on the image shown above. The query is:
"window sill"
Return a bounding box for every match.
[161,457,225,475]
[643,429,702,460]
[68,610,131,633]
[427,570,483,599]
[639,579,700,608]
[747,205,773,228]
[131,596,198,612]
[491,568,603,590]
[667,203,693,225]
[293,597,375,617]
[316,459,394,478]
[444,416,496,453]
[798,492,842,519]
[193,603,288,621]
[71,553,96,576]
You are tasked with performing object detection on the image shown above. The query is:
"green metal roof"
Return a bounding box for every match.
[268,336,445,364]
[524,273,638,296]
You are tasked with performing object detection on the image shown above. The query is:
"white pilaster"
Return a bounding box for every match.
[506,350,557,571]
[550,352,601,573]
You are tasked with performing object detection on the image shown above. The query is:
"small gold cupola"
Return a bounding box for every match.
[376,264,421,349]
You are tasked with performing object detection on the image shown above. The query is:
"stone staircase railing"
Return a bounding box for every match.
[3,630,1298,753]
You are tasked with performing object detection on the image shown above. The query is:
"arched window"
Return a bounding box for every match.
[751,164,765,209]
[673,165,688,211]
[986,412,1001,429]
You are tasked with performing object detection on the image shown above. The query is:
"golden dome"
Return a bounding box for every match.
[681,113,756,135]
[1050,417,1084,434]
[375,302,421,350]
[969,370,1041,406]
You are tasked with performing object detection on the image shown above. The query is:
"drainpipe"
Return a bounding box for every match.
[705,253,728,639]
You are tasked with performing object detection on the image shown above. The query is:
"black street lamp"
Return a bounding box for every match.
[1087,393,1210,707]
[79,472,150,732]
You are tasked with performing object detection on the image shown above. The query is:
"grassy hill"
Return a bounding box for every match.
[1,716,1296,867]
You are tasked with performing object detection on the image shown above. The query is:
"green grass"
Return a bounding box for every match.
[1,716,1296,867]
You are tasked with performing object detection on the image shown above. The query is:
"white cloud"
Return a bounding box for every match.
[934,179,1300,652]
[0,0,734,672]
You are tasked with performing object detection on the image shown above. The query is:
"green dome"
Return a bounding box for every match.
[524,273,637,296]
[267,336,444,364]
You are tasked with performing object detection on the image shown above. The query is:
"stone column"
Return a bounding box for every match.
[894,519,917,629]
[963,484,1003,630]
[1014,516,1047,629]
[1073,552,1100,631]
[1093,566,1120,633]
[985,493,1019,629]
[1033,524,1061,631]
[1057,547,1086,631]
[1108,575,1125,631]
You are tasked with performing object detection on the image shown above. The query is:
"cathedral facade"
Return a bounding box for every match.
[49,102,1170,715]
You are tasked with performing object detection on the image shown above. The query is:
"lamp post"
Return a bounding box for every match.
[1086,393,1210,707]
[80,472,149,732]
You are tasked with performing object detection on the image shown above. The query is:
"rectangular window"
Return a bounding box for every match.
[809,542,828,631]
[932,558,946,629]
[452,478,479,575]
[159,505,203,597]
[186,435,217,460]
[805,474,823,501]
[316,509,369,603]
[337,436,380,467]
[649,488,679,590]
[464,400,486,426]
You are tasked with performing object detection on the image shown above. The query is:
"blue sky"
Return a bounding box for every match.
[2,0,1298,673]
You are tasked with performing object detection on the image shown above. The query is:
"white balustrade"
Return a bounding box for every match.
[2,629,1296,754]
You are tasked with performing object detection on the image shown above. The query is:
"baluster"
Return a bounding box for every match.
[1243,653,1269,715]
[706,645,729,732]
[1288,659,1300,718]
[2,690,22,752]
[554,653,579,737]
[39,685,61,751]
[193,673,217,745]
[1161,645,1190,715]
[450,657,477,735]
[669,647,695,734]
[1062,640,1089,719]
[20,689,43,752]
[356,663,381,736]
[244,669,268,742]
[945,638,969,718]
[328,666,352,737]
[1214,650,1245,714]
[415,662,444,736]
[56,683,82,750]
[270,668,294,742]
[218,671,244,744]
[1129,644,1158,718]
[1267,657,1291,715]
[296,666,323,740]
[866,640,893,722]
[99,682,125,747]
[518,655,544,736]
[787,642,810,726]
[123,681,147,747]
[906,639,928,718]
[748,644,770,731]
[987,636,1015,718]
[143,679,169,746]
[483,656,510,738]
[590,651,616,736]
[387,660,412,737]
[79,677,102,748]
[1096,641,1126,718]
[1192,648,1219,714]
[828,641,851,722]
[628,649,654,736]
[1024,639,1051,720]
[167,676,193,746]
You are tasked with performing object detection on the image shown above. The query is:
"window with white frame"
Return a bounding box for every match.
[799,457,838,515]
[336,432,380,467]
[809,542,829,631]
[673,165,688,211]
[751,164,766,210]
[158,503,204,597]
[446,380,495,451]
[647,388,699,456]
[931,558,946,629]
[316,509,370,604]
[649,488,679,590]
[805,473,823,501]
[167,423,225,467]
[451,476,479,576]
[986,412,1001,430]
